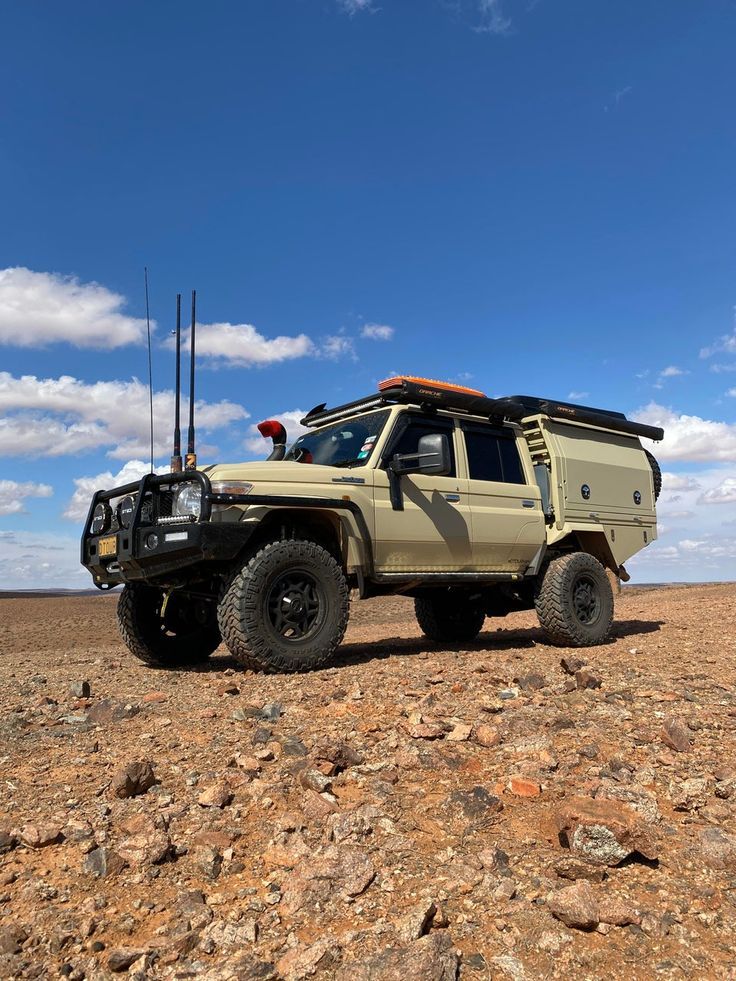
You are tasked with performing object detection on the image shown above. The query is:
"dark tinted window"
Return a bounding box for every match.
[384,415,456,478]
[462,426,525,484]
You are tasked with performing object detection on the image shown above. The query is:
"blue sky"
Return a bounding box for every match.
[1,0,736,587]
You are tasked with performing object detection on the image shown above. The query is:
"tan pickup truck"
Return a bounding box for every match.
[81,376,663,673]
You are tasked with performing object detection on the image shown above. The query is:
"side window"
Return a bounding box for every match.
[462,426,526,484]
[384,415,457,478]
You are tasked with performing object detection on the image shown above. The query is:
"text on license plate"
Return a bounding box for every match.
[98,535,117,557]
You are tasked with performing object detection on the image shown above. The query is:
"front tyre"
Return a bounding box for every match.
[415,593,486,643]
[218,539,350,673]
[117,583,221,667]
[534,552,613,647]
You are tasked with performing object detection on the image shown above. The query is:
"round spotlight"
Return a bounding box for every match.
[118,495,136,529]
[91,502,112,536]
[145,532,159,550]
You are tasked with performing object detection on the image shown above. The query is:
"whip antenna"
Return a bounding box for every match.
[144,267,155,474]
[185,289,197,471]
[171,293,183,473]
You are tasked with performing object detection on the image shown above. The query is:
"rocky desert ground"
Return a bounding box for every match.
[1,583,736,980]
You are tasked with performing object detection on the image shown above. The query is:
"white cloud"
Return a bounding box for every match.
[64,460,152,523]
[700,309,736,359]
[244,410,309,456]
[361,323,395,341]
[662,473,701,492]
[567,390,589,400]
[710,363,736,373]
[321,334,357,361]
[0,480,53,516]
[697,477,736,506]
[474,0,512,34]
[633,402,736,462]
[0,372,248,460]
[659,365,687,378]
[337,0,376,14]
[0,530,89,589]
[727,388,736,397]
[171,322,313,368]
[0,267,149,349]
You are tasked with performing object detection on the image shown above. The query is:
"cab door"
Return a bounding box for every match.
[373,413,472,572]
[460,422,545,572]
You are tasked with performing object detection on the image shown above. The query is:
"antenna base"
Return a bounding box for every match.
[170,455,183,473]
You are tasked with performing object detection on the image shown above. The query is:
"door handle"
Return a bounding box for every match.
[444,493,461,503]
[522,499,536,508]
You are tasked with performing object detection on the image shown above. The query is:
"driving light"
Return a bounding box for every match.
[118,495,136,529]
[91,502,112,536]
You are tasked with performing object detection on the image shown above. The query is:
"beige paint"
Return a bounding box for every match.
[205,403,659,577]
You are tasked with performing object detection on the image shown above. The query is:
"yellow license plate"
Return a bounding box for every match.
[98,535,117,557]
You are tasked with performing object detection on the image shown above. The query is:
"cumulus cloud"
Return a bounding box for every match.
[64,460,152,523]
[728,388,736,397]
[659,365,686,378]
[361,323,395,341]
[171,322,313,368]
[632,402,736,462]
[0,372,248,460]
[662,473,701,492]
[244,410,309,456]
[567,391,589,401]
[0,480,53,516]
[697,477,736,506]
[0,267,148,349]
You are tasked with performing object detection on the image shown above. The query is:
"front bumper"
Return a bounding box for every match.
[80,471,256,588]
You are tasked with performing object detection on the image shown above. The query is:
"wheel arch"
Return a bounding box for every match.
[239,508,346,565]
[548,530,618,575]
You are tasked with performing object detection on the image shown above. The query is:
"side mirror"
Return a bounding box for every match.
[390,433,451,477]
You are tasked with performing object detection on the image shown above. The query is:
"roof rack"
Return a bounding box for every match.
[301,376,664,442]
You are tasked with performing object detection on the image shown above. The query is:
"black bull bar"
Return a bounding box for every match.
[80,470,374,588]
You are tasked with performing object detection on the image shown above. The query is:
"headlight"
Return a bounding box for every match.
[210,481,254,497]
[172,482,203,519]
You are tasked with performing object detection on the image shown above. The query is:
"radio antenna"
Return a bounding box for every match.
[171,293,183,473]
[185,289,197,471]
[144,267,155,474]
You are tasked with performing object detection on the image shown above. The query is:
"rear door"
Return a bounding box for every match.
[373,412,473,572]
[460,422,545,572]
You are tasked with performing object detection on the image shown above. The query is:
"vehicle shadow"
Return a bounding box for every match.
[331,617,664,669]
[192,617,664,674]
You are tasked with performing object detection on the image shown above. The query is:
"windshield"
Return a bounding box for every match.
[284,409,391,468]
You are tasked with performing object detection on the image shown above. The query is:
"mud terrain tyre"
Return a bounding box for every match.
[645,450,662,501]
[117,583,221,667]
[535,552,613,647]
[414,593,486,643]
[218,539,349,673]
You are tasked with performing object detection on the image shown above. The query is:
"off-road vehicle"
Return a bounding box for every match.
[81,374,663,672]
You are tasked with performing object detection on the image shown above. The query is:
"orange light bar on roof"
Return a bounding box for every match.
[379,375,486,398]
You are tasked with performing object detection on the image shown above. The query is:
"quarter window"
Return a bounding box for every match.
[462,426,525,484]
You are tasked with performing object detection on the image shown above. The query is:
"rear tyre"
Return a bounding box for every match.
[117,583,221,667]
[414,593,486,643]
[218,539,349,673]
[645,450,662,501]
[534,552,613,647]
